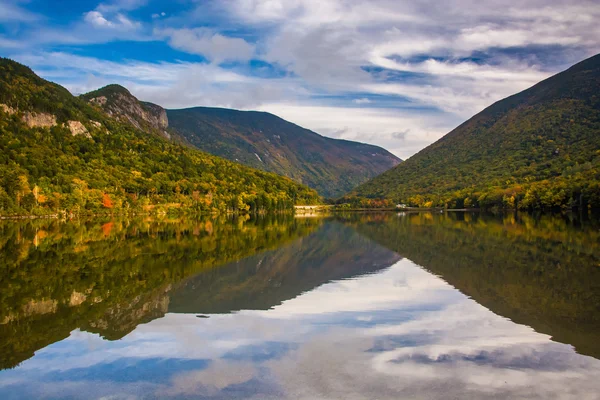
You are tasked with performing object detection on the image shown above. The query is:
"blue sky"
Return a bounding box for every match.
[1,0,599,158]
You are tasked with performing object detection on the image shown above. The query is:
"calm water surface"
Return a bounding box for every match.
[1,212,599,399]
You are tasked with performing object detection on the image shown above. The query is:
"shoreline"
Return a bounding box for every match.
[1,207,594,221]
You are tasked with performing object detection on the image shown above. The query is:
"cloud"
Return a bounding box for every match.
[0,36,21,49]
[7,0,600,158]
[12,52,301,109]
[0,1,40,22]
[392,130,409,141]
[186,0,597,156]
[96,0,149,13]
[159,28,255,63]
[83,11,140,30]
[83,11,111,28]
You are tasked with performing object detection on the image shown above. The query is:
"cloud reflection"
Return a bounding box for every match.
[1,258,599,399]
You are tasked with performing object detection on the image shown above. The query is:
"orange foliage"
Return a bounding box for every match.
[102,193,113,208]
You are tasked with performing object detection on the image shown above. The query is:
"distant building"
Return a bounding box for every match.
[396,204,408,209]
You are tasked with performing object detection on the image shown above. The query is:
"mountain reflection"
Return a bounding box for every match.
[168,221,400,314]
[345,212,600,358]
[0,213,599,399]
[0,215,323,369]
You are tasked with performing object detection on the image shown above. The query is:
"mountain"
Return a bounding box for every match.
[0,58,320,217]
[350,53,600,210]
[166,108,401,198]
[79,86,401,198]
[80,84,171,139]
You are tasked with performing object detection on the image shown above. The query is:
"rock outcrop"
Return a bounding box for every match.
[22,112,57,128]
[67,120,91,138]
[0,103,15,114]
[1,104,93,138]
[82,85,169,137]
[142,101,169,129]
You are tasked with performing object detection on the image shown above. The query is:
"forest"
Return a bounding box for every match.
[348,54,600,211]
[0,58,320,217]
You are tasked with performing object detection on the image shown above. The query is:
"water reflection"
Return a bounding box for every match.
[347,212,600,358]
[169,221,400,314]
[0,215,322,369]
[0,212,599,399]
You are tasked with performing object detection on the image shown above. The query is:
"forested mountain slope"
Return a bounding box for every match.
[350,53,600,210]
[166,107,401,198]
[0,58,319,216]
[80,84,400,198]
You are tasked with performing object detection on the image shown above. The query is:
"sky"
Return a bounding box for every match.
[1,0,599,159]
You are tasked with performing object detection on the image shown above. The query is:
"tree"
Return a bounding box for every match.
[102,193,113,209]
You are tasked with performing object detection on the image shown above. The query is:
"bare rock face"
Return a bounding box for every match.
[89,96,107,106]
[87,88,169,134]
[22,112,57,128]
[0,103,15,114]
[67,120,92,138]
[2,104,92,138]
[69,291,88,307]
[86,284,171,340]
[1,104,58,130]
[142,101,169,129]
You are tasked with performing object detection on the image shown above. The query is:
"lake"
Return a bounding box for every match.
[1,212,599,399]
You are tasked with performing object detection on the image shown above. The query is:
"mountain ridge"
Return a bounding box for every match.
[349,53,600,210]
[81,84,172,139]
[0,57,320,216]
[80,86,401,198]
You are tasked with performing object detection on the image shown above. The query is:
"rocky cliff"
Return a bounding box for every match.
[81,84,170,139]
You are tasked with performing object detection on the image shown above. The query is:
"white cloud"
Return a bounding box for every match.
[96,0,148,13]
[83,10,140,30]
[83,11,112,27]
[152,12,167,19]
[8,0,600,158]
[183,0,599,156]
[159,28,255,63]
[159,361,257,396]
[0,1,40,22]
[0,36,21,49]
[254,103,459,159]
[13,51,299,108]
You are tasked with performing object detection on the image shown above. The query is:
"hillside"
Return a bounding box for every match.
[80,84,172,140]
[79,85,401,198]
[350,53,600,210]
[166,108,401,198]
[0,58,320,216]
